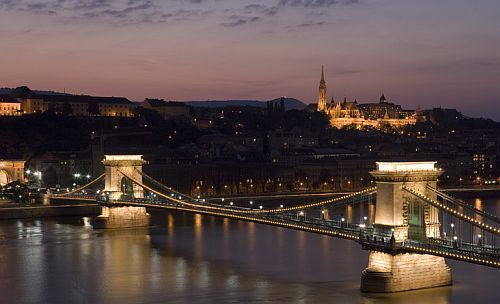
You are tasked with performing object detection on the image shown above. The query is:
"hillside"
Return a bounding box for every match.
[184,97,307,111]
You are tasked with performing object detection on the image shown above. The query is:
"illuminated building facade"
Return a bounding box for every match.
[316,67,418,129]
[0,86,135,117]
[0,99,21,116]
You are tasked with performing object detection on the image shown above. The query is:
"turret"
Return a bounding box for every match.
[380,94,387,103]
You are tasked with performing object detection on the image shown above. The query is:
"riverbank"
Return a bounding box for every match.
[0,204,101,220]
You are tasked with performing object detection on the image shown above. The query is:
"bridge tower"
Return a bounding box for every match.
[361,161,452,292]
[94,155,149,229]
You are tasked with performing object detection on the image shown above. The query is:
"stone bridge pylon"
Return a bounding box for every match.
[361,161,452,292]
[94,155,149,229]
[102,155,145,200]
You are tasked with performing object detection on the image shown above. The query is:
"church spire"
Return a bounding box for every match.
[317,65,327,112]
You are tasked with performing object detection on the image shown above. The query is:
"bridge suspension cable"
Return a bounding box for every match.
[50,173,105,197]
[119,169,376,214]
[89,171,500,268]
[403,186,500,236]
[427,185,500,225]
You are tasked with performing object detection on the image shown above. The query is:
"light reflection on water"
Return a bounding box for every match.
[0,196,498,303]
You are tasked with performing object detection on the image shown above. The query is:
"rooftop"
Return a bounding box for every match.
[1,86,133,105]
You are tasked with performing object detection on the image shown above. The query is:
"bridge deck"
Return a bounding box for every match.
[51,193,500,269]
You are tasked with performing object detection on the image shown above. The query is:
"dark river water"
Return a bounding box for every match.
[0,195,499,304]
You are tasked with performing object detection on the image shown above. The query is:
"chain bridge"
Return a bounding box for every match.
[49,155,500,293]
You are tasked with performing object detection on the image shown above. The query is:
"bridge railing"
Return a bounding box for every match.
[93,191,500,268]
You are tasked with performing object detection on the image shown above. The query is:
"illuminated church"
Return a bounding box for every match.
[317,66,418,129]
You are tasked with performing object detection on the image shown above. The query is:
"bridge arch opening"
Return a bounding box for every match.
[121,177,134,198]
[407,199,426,241]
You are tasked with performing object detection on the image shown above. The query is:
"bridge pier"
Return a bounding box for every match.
[94,206,149,229]
[361,162,452,292]
[361,252,451,292]
[93,155,150,229]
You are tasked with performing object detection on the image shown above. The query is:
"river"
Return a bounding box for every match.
[0,195,499,303]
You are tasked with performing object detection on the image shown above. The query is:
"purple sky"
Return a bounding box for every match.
[1,0,499,120]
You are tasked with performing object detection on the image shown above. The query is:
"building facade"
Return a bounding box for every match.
[1,86,135,117]
[317,67,417,129]
[0,99,21,116]
[142,98,191,119]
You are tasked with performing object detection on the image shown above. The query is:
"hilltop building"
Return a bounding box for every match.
[0,86,135,117]
[142,98,192,119]
[317,66,418,129]
[0,98,21,116]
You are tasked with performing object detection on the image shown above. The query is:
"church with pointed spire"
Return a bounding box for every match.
[316,66,418,129]
[317,65,328,112]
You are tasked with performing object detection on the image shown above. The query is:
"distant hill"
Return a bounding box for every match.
[184,97,307,111]
[0,87,70,96]
[1,87,308,111]
[0,88,12,95]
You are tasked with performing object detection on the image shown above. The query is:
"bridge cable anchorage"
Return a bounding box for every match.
[50,173,105,197]
[402,186,500,236]
[126,169,376,214]
[427,185,500,225]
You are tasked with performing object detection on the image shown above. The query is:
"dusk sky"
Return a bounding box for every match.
[1,0,499,120]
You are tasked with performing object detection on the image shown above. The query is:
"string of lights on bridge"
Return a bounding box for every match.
[404,245,500,268]
[50,173,105,197]
[122,169,377,215]
[50,171,500,269]
[111,200,500,269]
[403,186,500,235]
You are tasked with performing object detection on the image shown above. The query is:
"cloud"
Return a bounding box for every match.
[297,21,325,27]
[278,0,339,8]
[222,15,261,27]
[0,0,354,26]
[0,0,212,24]
[219,0,353,28]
